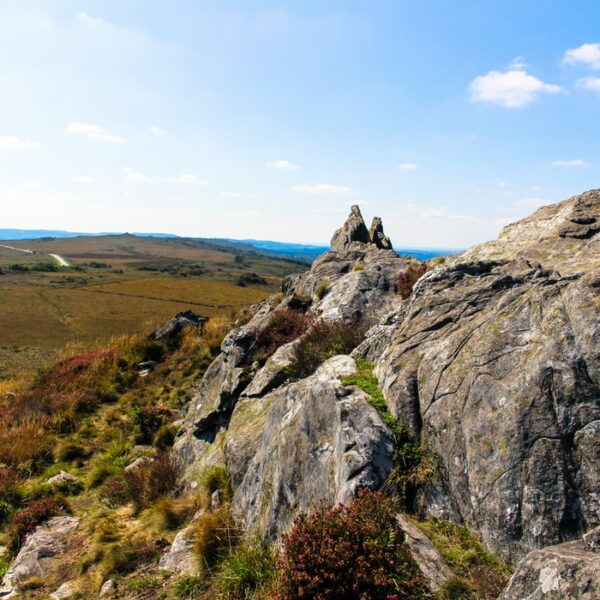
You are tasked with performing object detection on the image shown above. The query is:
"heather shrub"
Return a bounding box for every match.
[394,263,429,299]
[253,309,313,361]
[154,422,178,449]
[289,319,367,378]
[279,488,427,599]
[0,466,21,521]
[8,497,63,550]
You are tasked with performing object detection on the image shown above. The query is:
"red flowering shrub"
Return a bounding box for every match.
[394,264,428,300]
[8,497,62,550]
[278,488,428,600]
[253,309,313,360]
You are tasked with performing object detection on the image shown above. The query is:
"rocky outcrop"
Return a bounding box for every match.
[174,191,600,579]
[369,216,393,249]
[499,526,600,599]
[359,191,600,562]
[330,205,371,252]
[151,310,208,346]
[0,517,80,598]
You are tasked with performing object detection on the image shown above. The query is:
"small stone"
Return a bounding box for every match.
[51,581,75,599]
[99,578,115,597]
[211,489,224,511]
[124,456,152,474]
[47,471,78,486]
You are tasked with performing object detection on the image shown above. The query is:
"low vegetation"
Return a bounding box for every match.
[278,488,429,599]
[395,262,429,299]
[342,360,436,508]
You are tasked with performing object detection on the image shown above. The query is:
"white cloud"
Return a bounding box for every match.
[220,192,259,199]
[563,43,600,70]
[149,125,167,137]
[552,159,590,168]
[512,197,547,209]
[67,122,125,143]
[266,159,301,171]
[292,183,355,196]
[497,180,509,188]
[577,76,600,94]
[124,169,207,186]
[166,173,208,186]
[398,163,418,170]
[420,207,482,223]
[71,176,95,184]
[0,136,39,150]
[469,67,561,108]
[75,12,106,27]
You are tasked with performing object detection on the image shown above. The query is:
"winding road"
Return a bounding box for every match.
[0,244,70,267]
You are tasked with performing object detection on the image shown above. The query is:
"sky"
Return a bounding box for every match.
[1,0,599,248]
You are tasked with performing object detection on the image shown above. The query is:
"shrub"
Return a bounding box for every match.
[146,495,201,531]
[314,279,330,300]
[438,577,477,600]
[202,317,234,355]
[192,507,240,575]
[100,539,161,577]
[54,441,89,463]
[200,465,232,500]
[0,466,21,521]
[213,535,277,599]
[278,488,427,600]
[154,423,178,450]
[106,452,182,511]
[394,263,429,299]
[8,497,62,550]
[289,320,367,378]
[0,412,52,470]
[253,309,313,361]
[132,404,168,444]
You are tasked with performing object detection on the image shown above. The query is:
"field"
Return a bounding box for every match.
[0,234,305,377]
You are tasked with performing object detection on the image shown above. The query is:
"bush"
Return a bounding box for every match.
[0,413,52,470]
[278,488,427,599]
[154,423,178,450]
[0,466,21,521]
[314,279,330,300]
[100,539,161,577]
[105,452,182,511]
[289,320,367,378]
[213,535,277,599]
[253,309,313,361]
[394,263,428,299]
[8,497,62,550]
[192,507,239,575]
[438,577,477,599]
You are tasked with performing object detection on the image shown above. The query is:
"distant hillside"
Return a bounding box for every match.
[1,229,460,263]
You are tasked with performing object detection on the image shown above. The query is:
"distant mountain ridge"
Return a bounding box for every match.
[0,229,458,262]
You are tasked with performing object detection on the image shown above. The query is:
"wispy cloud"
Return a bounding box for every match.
[149,125,167,137]
[0,136,39,150]
[266,159,301,171]
[220,192,260,199]
[552,159,590,168]
[398,163,418,170]
[292,183,355,196]
[67,122,125,143]
[71,176,96,184]
[124,169,207,186]
[577,76,600,94]
[469,64,561,108]
[563,43,600,70]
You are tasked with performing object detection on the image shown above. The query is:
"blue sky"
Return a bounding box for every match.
[1,0,599,247]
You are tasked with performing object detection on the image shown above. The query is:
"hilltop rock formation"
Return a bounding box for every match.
[174,191,600,594]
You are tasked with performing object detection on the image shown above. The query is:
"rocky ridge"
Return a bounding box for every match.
[173,192,600,597]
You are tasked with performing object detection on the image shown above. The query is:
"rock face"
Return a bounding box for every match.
[175,191,600,578]
[0,517,80,598]
[330,204,371,251]
[369,216,393,249]
[499,526,600,599]
[363,190,600,562]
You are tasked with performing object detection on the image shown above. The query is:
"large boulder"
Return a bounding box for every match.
[330,204,371,252]
[499,527,600,599]
[227,355,394,538]
[0,517,80,598]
